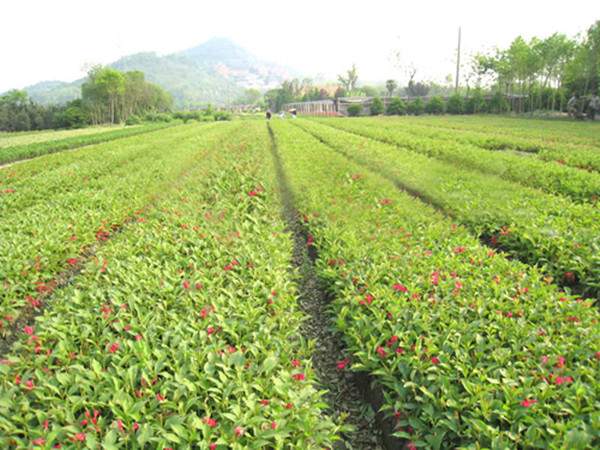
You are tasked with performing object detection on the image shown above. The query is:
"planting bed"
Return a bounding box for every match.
[0,116,598,448]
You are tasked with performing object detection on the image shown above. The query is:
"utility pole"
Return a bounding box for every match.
[455,26,462,93]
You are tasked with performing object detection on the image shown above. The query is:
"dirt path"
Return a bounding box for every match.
[268,124,395,449]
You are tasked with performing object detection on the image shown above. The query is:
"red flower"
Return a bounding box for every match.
[67,258,78,266]
[43,419,49,431]
[387,335,399,347]
[406,443,417,450]
[23,326,34,336]
[108,342,120,353]
[454,246,466,254]
[234,426,245,437]
[555,376,573,386]
[182,280,190,289]
[595,351,600,360]
[292,373,305,381]
[70,433,86,442]
[117,419,125,432]
[306,234,314,246]
[248,190,259,197]
[260,399,270,406]
[393,283,408,293]
[207,326,216,335]
[396,347,405,355]
[135,334,143,341]
[156,393,165,401]
[376,346,387,358]
[566,316,580,323]
[133,422,140,431]
[555,356,566,368]
[25,379,35,390]
[359,293,374,305]
[284,402,293,409]
[26,295,42,309]
[520,398,537,408]
[209,444,217,450]
[336,358,350,370]
[430,356,440,365]
[291,359,301,368]
[379,198,392,205]
[540,355,549,365]
[32,438,45,446]
[204,417,218,428]
[431,271,440,286]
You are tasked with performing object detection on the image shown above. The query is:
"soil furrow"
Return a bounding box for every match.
[267,123,399,449]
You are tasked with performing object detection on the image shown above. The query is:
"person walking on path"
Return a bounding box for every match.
[266,110,272,120]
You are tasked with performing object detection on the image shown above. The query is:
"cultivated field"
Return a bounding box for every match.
[0,117,598,448]
[0,126,121,148]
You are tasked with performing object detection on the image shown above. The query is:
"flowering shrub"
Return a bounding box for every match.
[0,123,219,337]
[313,116,600,203]
[0,122,340,447]
[298,118,600,299]
[271,121,600,448]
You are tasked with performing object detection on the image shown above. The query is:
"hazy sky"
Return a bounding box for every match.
[1,0,599,92]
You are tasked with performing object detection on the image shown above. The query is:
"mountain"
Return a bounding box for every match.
[20,38,293,107]
[23,80,83,105]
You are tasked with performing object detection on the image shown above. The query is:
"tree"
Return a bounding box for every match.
[407,98,425,115]
[446,94,464,114]
[337,64,359,93]
[425,96,445,114]
[386,97,406,115]
[82,66,172,124]
[370,97,384,115]
[406,79,430,97]
[385,80,397,97]
[236,88,262,105]
[96,68,125,124]
[13,110,31,131]
[465,88,487,114]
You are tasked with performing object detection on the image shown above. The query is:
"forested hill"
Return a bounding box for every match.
[19,38,293,107]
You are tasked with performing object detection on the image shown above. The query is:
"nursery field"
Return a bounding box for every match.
[0,117,598,448]
[0,126,120,149]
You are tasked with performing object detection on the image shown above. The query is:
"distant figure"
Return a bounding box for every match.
[290,108,297,119]
[567,94,579,118]
[589,94,600,120]
[266,110,272,120]
[279,111,286,119]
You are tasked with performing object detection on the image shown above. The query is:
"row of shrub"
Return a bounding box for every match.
[346,91,512,117]
[125,109,232,126]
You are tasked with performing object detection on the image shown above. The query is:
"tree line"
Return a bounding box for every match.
[474,20,600,112]
[260,20,599,115]
[0,67,173,132]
